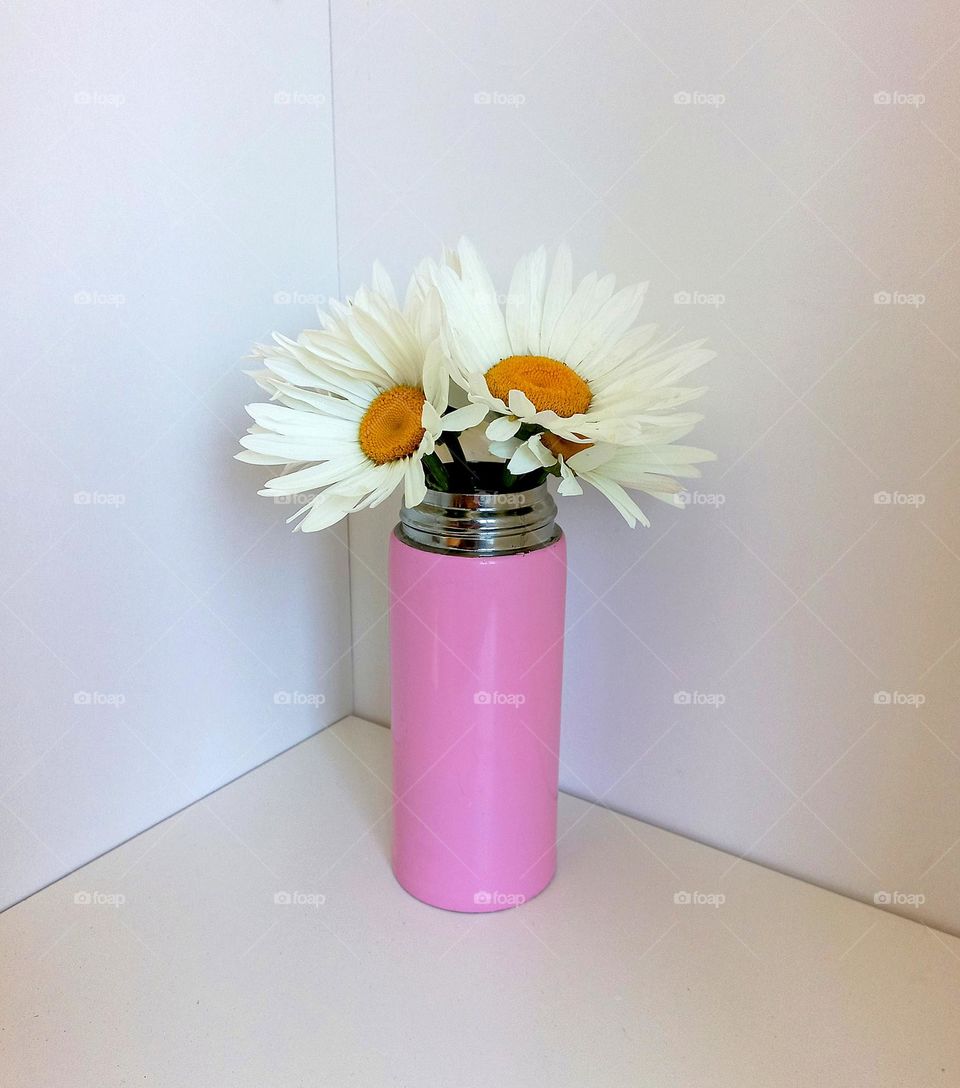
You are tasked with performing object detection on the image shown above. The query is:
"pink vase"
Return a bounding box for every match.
[389,477,567,912]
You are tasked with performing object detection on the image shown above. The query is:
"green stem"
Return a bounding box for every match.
[422,452,450,493]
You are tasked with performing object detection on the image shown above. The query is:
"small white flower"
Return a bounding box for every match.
[432,238,715,525]
[432,238,713,449]
[236,266,485,531]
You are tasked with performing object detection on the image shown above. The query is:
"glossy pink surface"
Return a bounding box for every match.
[389,532,567,912]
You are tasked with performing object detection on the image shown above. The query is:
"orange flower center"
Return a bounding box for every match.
[485,355,592,418]
[541,432,594,461]
[358,385,426,465]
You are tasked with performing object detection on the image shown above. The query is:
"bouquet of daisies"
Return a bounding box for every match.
[237,239,715,530]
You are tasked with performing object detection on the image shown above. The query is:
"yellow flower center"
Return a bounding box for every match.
[541,432,594,461]
[485,355,592,418]
[358,385,426,465]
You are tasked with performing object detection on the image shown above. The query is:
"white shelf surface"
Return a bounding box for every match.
[2,715,958,1086]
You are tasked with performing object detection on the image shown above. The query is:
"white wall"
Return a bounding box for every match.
[334,1,960,933]
[0,1,351,909]
[3,1,957,936]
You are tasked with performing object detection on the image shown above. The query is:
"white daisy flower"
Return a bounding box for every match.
[432,238,714,449]
[236,268,485,531]
[492,424,716,528]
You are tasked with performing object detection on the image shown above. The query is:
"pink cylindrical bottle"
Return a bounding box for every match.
[390,478,566,912]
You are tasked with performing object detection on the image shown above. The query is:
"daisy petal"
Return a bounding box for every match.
[421,340,449,414]
[580,471,649,528]
[421,400,443,434]
[488,437,522,459]
[403,458,427,509]
[565,444,617,472]
[505,246,547,356]
[569,282,647,371]
[548,271,616,361]
[234,450,294,466]
[261,455,368,495]
[507,388,537,418]
[486,415,523,442]
[371,261,398,308]
[441,402,488,431]
[299,490,363,532]
[540,243,573,351]
[455,237,512,360]
[557,459,583,496]
[507,440,550,475]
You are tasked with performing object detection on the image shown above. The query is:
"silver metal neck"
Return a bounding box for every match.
[396,478,561,556]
